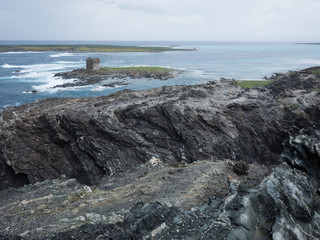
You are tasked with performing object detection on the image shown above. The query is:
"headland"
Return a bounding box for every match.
[0,66,320,239]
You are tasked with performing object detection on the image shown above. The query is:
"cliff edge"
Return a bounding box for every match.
[0,66,319,239]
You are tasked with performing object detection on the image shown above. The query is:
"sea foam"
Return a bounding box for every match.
[3,61,83,93]
[2,63,27,69]
[0,51,43,55]
[50,52,75,58]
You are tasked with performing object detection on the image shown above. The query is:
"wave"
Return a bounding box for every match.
[34,83,89,93]
[0,51,43,55]
[2,63,26,69]
[3,61,84,93]
[299,58,320,65]
[50,52,75,58]
[111,60,125,64]
[189,69,210,79]
[91,86,107,92]
[32,76,78,93]
[55,61,82,64]
[2,102,21,109]
[3,61,82,74]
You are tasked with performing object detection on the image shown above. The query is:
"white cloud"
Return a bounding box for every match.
[117,3,171,15]
[0,0,320,41]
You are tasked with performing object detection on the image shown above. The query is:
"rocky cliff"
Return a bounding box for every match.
[0,66,320,239]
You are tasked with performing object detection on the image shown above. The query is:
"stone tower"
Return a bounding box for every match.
[86,58,101,71]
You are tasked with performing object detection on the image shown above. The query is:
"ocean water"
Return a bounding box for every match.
[1,41,320,109]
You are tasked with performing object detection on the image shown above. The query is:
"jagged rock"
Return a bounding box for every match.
[47,134,320,240]
[0,160,269,239]
[0,68,320,190]
[225,134,320,240]
[0,67,319,239]
[232,160,249,175]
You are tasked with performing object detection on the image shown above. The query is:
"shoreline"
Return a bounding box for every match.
[53,60,184,88]
[0,66,319,239]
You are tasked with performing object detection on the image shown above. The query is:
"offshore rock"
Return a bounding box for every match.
[54,67,182,87]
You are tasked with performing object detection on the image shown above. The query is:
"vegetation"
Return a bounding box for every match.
[309,89,320,92]
[0,44,193,53]
[235,80,274,89]
[312,69,320,76]
[99,66,175,73]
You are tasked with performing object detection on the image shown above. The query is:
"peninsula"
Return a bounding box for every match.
[0,44,194,53]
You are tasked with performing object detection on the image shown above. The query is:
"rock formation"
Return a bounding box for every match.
[0,66,319,239]
[54,60,183,88]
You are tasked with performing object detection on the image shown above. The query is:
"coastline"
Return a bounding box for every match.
[0,66,319,239]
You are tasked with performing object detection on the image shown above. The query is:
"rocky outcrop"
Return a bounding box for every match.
[1,67,320,190]
[267,66,320,97]
[53,67,183,87]
[0,135,319,240]
[0,159,270,239]
[0,66,319,239]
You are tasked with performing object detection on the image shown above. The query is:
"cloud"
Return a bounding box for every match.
[99,0,116,4]
[117,3,171,15]
[1,0,320,41]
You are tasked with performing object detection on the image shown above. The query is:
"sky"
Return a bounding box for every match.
[1,0,320,41]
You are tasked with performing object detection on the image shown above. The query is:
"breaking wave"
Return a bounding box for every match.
[50,52,75,58]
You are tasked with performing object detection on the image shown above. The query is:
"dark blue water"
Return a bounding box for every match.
[1,41,320,109]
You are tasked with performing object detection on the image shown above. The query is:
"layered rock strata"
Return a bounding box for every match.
[0,66,319,239]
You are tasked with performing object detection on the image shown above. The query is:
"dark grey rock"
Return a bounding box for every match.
[0,67,320,239]
[232,161,249,175]
[1,67,320,190]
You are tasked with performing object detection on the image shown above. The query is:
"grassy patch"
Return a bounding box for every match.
[0,44,193,53]
[309,89,320,92]
[100,66,175,73]
[312,69,320,75]
[235,80,274,89]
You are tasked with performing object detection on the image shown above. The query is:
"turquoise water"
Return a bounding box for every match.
[1,41,320,109]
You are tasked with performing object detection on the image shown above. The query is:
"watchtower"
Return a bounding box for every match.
[86,58,101,71]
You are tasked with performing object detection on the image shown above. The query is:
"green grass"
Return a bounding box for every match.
[309,89,320,92]
[235,80,275,89]
[99,66,175,73]
[0,44,193,53]
[312,69,320,75]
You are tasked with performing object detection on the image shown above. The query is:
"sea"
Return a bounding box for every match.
[1,41,320,109]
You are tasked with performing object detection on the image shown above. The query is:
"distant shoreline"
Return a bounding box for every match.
[0,44,195,53]
[295,42,320,45]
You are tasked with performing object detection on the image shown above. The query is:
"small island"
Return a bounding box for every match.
[54,58,183,88]
[0,44,194,53]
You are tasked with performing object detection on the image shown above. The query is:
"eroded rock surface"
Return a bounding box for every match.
[0,160,269,239]
[0,75,319,189]
[0,66,320,239]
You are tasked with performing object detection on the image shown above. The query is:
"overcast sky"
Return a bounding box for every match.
[1,0,320,41]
